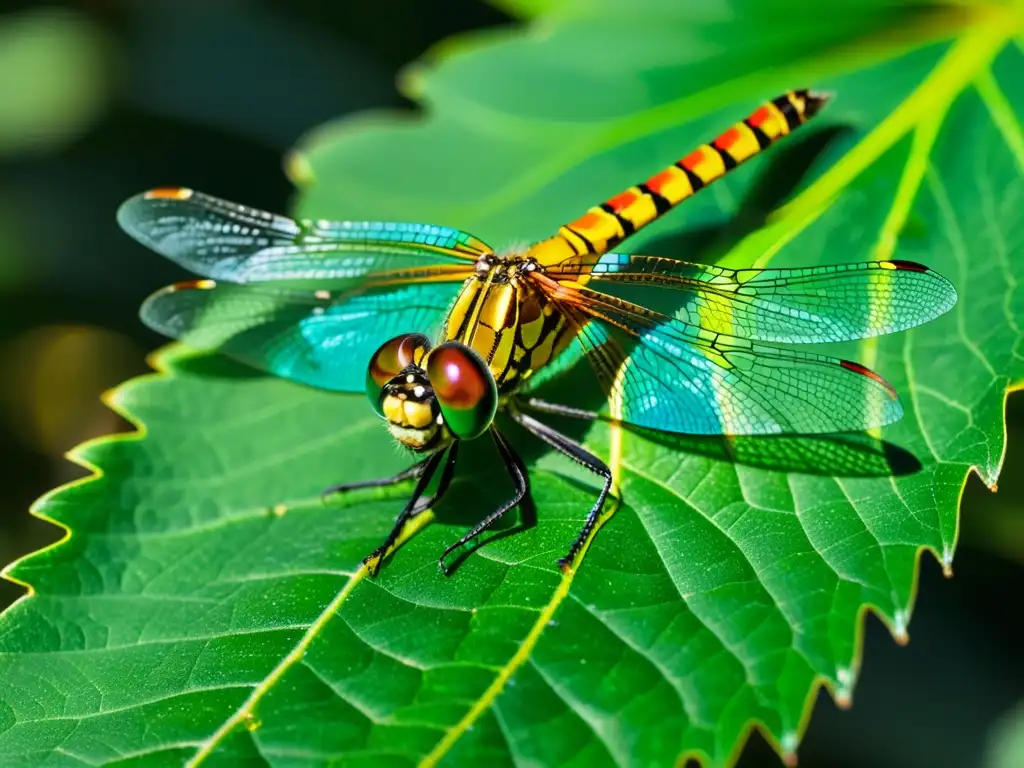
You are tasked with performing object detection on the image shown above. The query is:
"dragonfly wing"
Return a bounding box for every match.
[549,254,957,343]
[141,279,458,391]
[118,188,490,287]
[544,283,903,435]
[614,326,903,435]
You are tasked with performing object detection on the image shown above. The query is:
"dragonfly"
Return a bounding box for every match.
[118,89,957,576]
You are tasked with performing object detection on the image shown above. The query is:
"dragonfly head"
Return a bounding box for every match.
[367,335,498,451]
[367,333,444,451]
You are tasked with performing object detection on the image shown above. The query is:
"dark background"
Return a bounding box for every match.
[0,2,1021,767]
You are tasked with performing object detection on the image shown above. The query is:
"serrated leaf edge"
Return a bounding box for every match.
[681,16,1021,767]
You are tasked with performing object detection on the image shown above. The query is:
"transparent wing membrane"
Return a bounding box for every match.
[120,174,957,439]
[550,254,958,344]
[141,280,459,392]
[118,188,489,287]
[543,280,907,435]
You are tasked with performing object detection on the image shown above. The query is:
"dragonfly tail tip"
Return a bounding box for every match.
[804,90,833,117]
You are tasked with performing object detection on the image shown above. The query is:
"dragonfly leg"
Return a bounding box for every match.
[510,407,612,575]
[324,443,460,517]
[320,456,432,501]
[416,441,460,514]
[520,397,600,422]
[363,445,456,577]
[438,428,527,575]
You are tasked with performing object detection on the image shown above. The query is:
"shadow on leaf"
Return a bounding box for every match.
[628,425,922,478]
[169,350,270,380]
[437,479,538,576]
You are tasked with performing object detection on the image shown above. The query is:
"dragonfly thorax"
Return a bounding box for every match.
[445,254,572,394]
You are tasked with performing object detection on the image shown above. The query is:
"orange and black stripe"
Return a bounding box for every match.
[527,89,829,269]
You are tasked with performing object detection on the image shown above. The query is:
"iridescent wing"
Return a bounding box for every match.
[547,255,958,343]
[515,86,955,422]
[121,188,487,390]
[535,277,946,435]
[118,188,489,289]
[141,280,458,391]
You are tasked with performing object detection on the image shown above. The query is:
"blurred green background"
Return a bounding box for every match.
[0,2,1022,766]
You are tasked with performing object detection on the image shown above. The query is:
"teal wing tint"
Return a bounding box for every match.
[551,254,957,344]
[140,280,458,391]
[120,187,485,390]
[118,188,490,288]
[556,284,915,435]
[614,328,904,435]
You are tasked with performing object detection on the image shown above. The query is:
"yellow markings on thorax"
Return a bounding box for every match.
[443,264,570,391]
[517,293,545,349]
[479,282,517,330]
[144,187,194,201]
[457,274,494,348]
[479,282,519,378]
[442,280,475,346]
[445,269,522,388]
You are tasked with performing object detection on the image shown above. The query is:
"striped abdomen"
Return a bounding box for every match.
[527,90,828,269]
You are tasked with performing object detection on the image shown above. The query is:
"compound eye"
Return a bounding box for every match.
[365,333,430,416]
[426,342,498,439]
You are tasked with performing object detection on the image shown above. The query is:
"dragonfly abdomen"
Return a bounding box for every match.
[527,89,828,271]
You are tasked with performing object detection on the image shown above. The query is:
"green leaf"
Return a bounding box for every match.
[3,1,1024,766]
